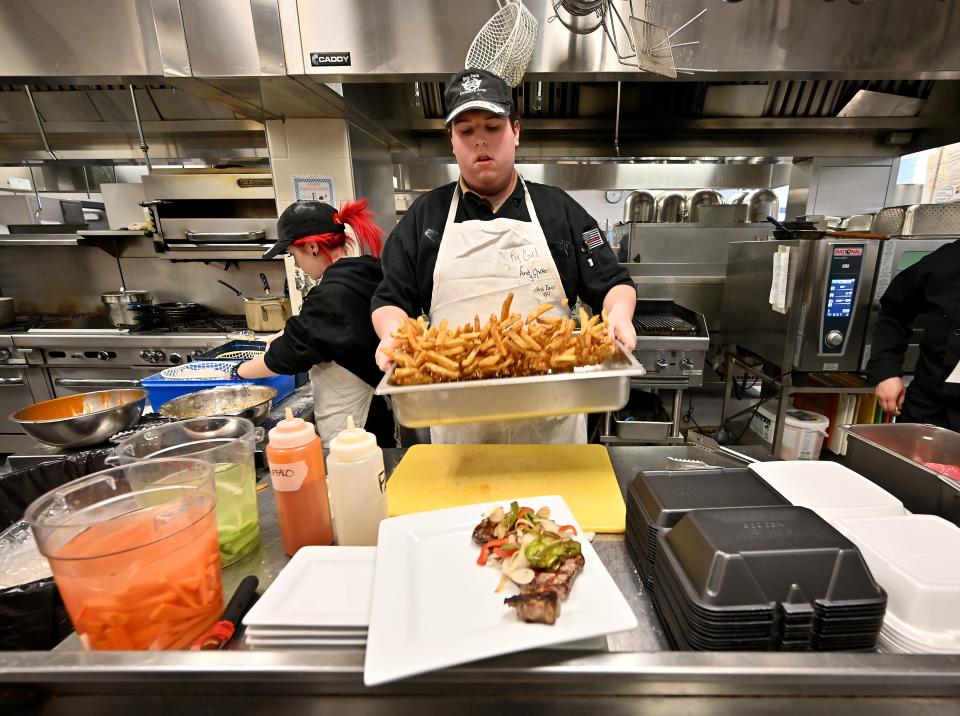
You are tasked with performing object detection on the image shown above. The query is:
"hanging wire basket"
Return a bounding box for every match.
[547,0,706,78]
[465,0,540,87]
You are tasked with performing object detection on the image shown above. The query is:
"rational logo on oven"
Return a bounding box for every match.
[833,247,863,256]
[311,51,351,67]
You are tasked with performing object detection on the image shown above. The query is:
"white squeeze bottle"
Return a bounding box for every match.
[326,417,387,545]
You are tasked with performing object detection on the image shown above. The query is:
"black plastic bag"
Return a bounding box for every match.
[0,450,112,532]
[0,449,112,651]
[0,577,72,651]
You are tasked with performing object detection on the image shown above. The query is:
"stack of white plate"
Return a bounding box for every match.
[748,461,907,523]
[242,546,374,648]
[833,514,960,654]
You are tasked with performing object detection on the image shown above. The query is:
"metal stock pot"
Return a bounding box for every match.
[218,280,291,332]
[101,290,153,327]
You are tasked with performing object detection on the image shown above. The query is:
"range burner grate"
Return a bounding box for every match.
[632,313,697,336]
[133,314,248,334]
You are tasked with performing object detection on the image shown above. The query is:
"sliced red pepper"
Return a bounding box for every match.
[493,543,521,558]
[558,524,578,535]
[477,537,510,566]
[518,507,534,519]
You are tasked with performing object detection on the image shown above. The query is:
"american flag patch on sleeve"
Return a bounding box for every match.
[583,227,604,250]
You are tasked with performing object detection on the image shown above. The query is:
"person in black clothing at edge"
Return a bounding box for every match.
[234,199,395,447]
[371,68,638,444]
[866,239,960,431]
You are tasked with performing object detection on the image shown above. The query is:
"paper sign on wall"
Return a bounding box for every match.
[293,176,335,204]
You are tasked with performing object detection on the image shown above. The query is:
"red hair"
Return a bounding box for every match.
[290,198,383,262]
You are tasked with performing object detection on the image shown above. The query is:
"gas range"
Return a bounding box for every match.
[5,314,250,368]
[0,316,104,365]
[15,330,235,369]
[1,314,256,451]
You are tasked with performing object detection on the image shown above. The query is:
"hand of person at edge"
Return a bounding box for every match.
[607,314,637,351]
[875,376,905,415]
[375,333,396,372]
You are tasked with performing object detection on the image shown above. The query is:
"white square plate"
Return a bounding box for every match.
[246,636,367,648]
[364,495,638,686]
[243,546,375,628]
[245,627,368,639]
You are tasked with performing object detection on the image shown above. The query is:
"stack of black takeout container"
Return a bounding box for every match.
[625,467,887,651]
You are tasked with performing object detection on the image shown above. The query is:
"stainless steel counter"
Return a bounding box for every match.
[2,446,960,714]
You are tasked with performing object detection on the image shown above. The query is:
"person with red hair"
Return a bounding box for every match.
[235,199,394,446]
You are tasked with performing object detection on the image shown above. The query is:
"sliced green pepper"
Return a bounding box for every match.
[502,501,521,532]
[524,536,582,569]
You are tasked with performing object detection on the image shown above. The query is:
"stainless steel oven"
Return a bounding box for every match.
[46,367,158,398]
[0,335,53,453]
[722,237,882,372]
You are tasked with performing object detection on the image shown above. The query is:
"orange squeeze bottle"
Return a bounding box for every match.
[266,408,333,555]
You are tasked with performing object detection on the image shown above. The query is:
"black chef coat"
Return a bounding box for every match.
[866,239,960,430]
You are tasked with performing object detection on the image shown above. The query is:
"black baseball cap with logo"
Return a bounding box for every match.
[444,68,514,125]
[262,201,345,259]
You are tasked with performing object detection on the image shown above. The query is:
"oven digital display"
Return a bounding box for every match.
[826,278,856,318]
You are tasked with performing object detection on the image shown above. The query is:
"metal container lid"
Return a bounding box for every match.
[101,290,152,304]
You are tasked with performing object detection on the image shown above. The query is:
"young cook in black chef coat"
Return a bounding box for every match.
[235,199,394,446]
[866,239,960,431]
[370,69,638,444]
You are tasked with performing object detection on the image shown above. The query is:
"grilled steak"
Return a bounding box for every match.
[526,554,585,602]
[504,554,586,625]
[472,518,498,545]
[504,592,559,624]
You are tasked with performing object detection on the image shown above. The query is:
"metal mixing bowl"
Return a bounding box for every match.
[10,389,147,448]
[158,384,277,426]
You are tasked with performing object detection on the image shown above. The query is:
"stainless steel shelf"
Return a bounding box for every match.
[0,234,81,246]
[157,244,281,260]
[76,230,151,238]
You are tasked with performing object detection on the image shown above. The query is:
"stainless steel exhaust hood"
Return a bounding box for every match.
[1,0,960,162]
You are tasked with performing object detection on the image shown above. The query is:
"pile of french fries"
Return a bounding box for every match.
[384,293,617,385]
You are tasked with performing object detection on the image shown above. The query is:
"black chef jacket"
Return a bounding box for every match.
[371,179,634,317]
[866,239,960,430]
[264,256,394,446]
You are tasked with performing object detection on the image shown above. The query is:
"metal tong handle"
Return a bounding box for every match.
[218,280,244,297]
[687,431,757,464]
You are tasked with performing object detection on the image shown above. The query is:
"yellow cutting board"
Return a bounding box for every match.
[387,444,625,533]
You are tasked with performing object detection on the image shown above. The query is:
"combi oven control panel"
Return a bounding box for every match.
[820,243,865,355]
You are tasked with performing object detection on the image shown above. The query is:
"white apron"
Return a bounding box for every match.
[309,362,374,444]
[429,177,587,444]
[306,241,377,443]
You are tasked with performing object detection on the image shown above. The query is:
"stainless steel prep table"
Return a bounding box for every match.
[2,446,959,715]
